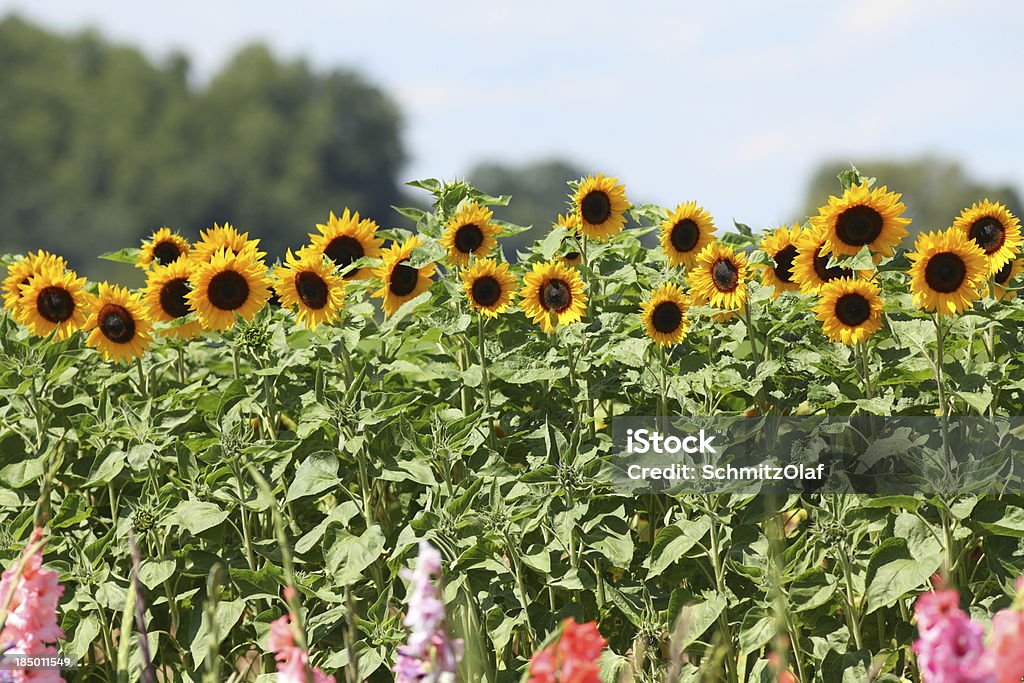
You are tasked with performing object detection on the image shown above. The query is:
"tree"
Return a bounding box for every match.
[800,156,1023,235]
[0,15,406,279]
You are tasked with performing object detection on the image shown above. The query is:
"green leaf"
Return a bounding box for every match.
[165,500,229,535]
[139,559,177,589]
[865,537,941,613]
[674,592,727,651]
[286,453,340,502]
[648,516,711,578]
[789,567,837,612]
[98,247,141,264]
[190,599,245,668]
[325,525,385,585]
[540,226,569,260]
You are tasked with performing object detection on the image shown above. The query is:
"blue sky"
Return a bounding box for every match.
[3,0,1023,228]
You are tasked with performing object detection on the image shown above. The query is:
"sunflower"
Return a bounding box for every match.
[15,264,92,340]
[371,236,436,316]
[137,228,191,270]
[192,223,265,263]
[992,258,1022,301]
[757,224,803,298]
[84,283,153,362]
[660,202,716,268]
[908,229,989,316]
[572,174,629,241]
[441,203,499,266]
[640,283,691,346]
[187,247,272,331]
[306,209,384,280]
[272,250,346,330]
[2,251,68,314]
[142,257,201,339]
[792,227,865,294]
[814,278,884,345]
[689,243,749,310]
[461,258,516,318]
[952,199,1022,273]
[814,182,910,259]
[520,260,588,332]
[554,213,584,266]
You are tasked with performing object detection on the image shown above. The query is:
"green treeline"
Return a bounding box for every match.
[0,15,405,277]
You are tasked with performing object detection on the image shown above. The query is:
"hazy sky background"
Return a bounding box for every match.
[3,0,1023,228]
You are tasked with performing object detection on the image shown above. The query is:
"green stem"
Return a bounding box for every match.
[477,315,494,448]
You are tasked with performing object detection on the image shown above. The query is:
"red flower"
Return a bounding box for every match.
[527,619,607,683]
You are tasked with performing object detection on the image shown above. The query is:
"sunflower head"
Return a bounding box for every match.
[519,260,588,332]
[814,278,884,345]
[792,227,867,294]
[142,257,201,339]
[307,209,384,280]
[814,182,910,259]
[85,283,153,362]
[3,251,68,313]
[371,236,437,316]
[908,229,989,316]
[992,258,1022,301]
[187,247,272,331]
[461,258,517,318]
[952,199,1022,273]
[137,228,191,271]
[660,202,716,268]
[15,264,93,340]
[192,223,265,263]
[572,174,629,241]
[757,224,803,298]
[640,283,691,346]
[441,203,499,266]
[689,242,749,311]
[273,250,346,330]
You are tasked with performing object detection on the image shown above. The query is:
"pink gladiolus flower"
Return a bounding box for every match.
[527,619,606,683]
[266,615,335,683]
[913,588,994,683]
[393,541,463,682]
[0,529,65,683]
[985,578,1024,683]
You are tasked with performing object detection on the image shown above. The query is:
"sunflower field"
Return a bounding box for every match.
[3,166,1024,683]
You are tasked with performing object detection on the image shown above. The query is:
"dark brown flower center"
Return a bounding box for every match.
[159,278,191,318]
[711,259,739,292]
[98,304,136,343]
[152,240,184,266]
[812,247,853,283]
[295,271,329,310]
[651,301,683,333]
[540,278,572,312]
[37,286,74,323]
[925,252,967,293]
[454,224,484,254]
[324,236,365,277]
[969,217,1006,254]
[470,275,502,307]
[995,260,1013,285]
[773,245,798,283]
[564,252,581,262]
[835,206,883,247]
[389,260,419,297]
[580,190,612,225]
[835,293,871,327]
[208,270,250,310]
[670,219,700,253]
